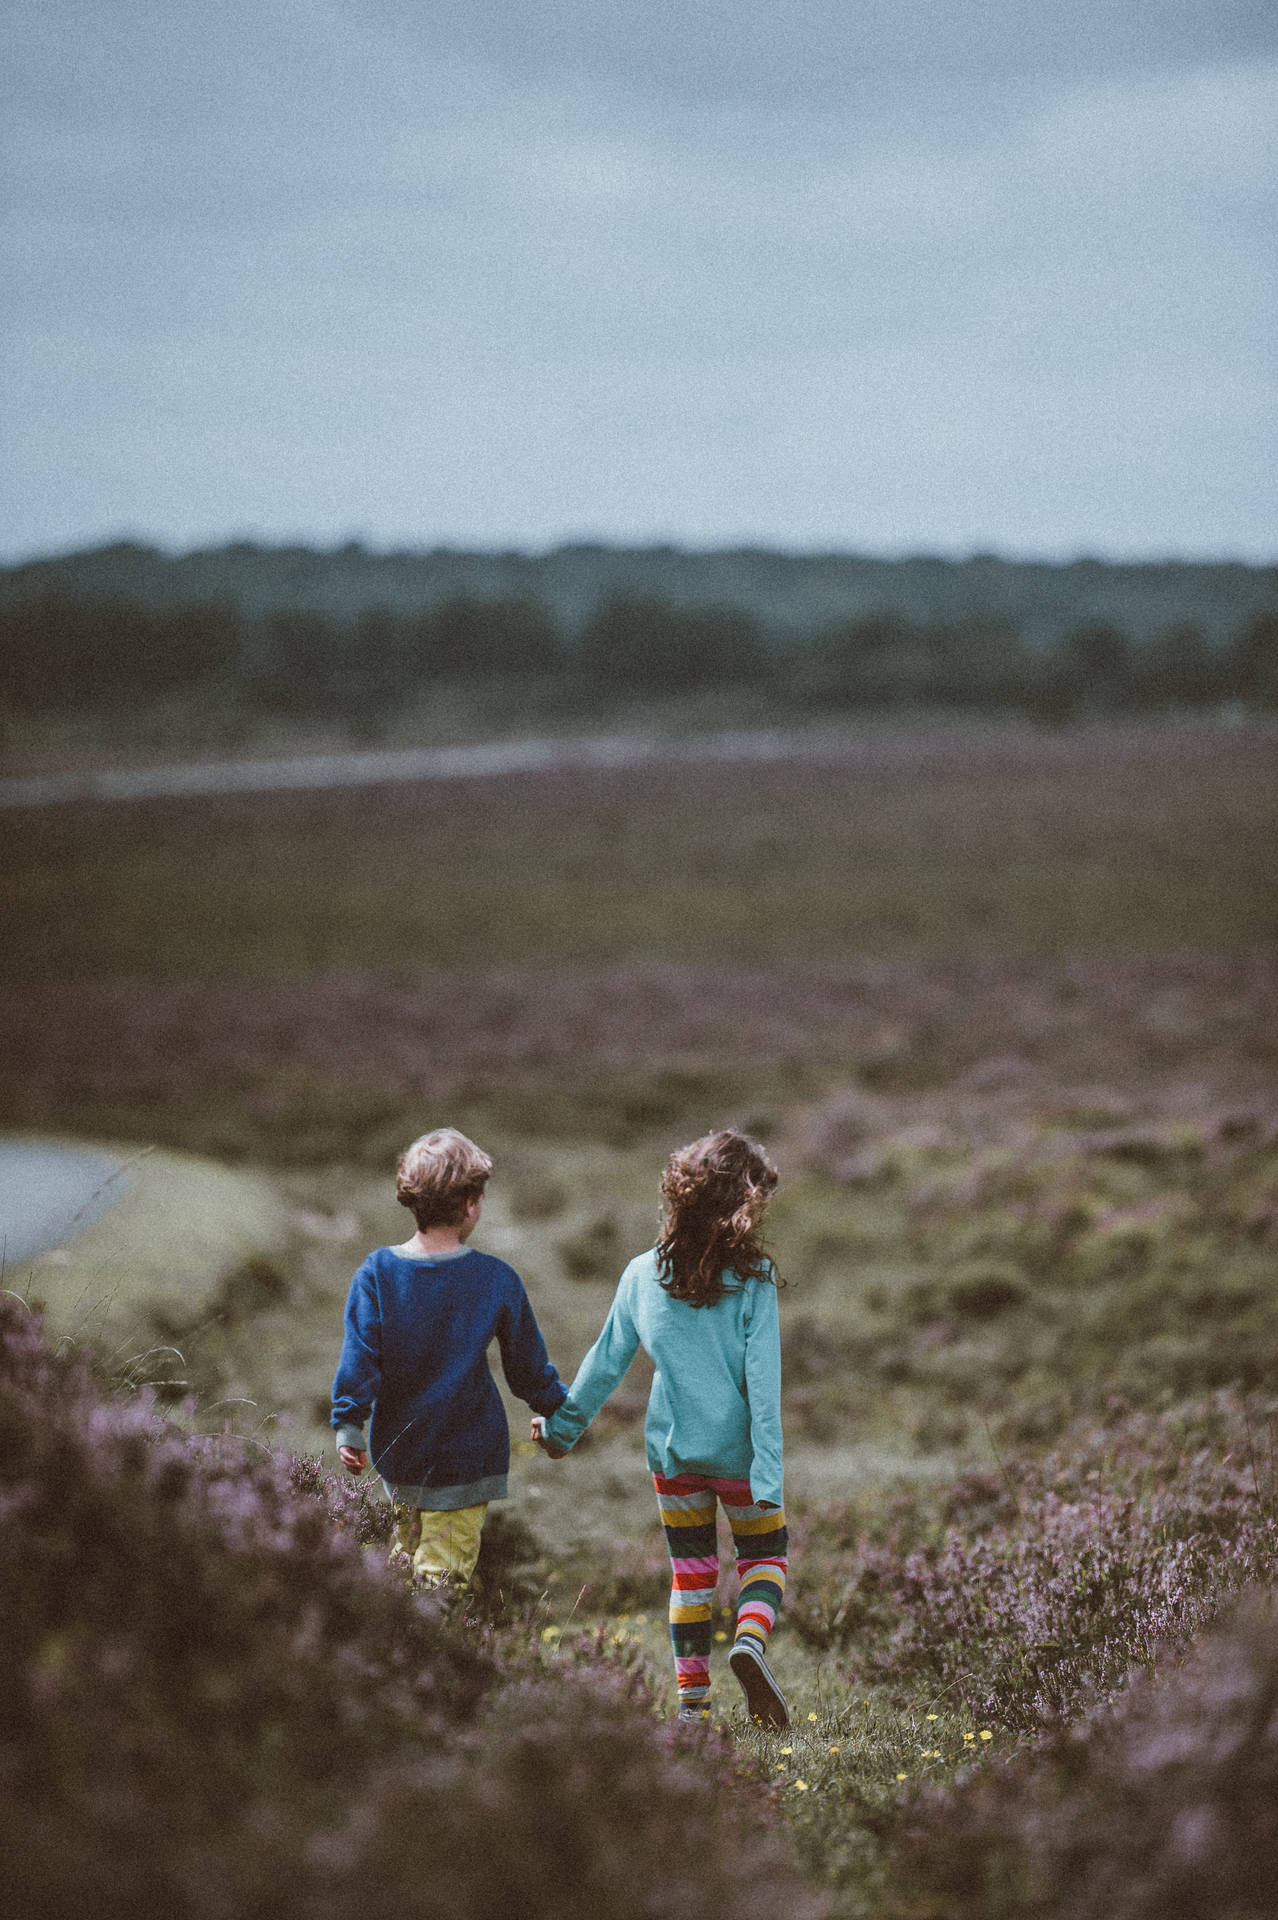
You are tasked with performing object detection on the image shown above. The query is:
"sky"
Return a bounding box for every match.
[3,1,1276,564]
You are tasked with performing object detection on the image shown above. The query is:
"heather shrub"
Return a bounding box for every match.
[285,1447,396,1546]
[0,1300,818,1920]
[313,1670,823,1920]
[790,1398,1278,1728]
[0,1300,489,1919]
[945,1261,1028,1318]
[900,1590,1278,1920]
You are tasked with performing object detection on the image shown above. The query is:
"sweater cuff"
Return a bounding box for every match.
[525,1374,568,1420]
[542,1400,586,1451]
[334,1424,366,1453]
[748,1469,784,1510]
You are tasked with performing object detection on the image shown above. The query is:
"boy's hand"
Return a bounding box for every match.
[530,1415,568,1460]
[338,1446,367,1474]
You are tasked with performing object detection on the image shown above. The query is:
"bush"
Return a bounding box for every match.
[901,1590,1278,1920]
[945,1263,1029,1318]
[790,1398,1278,1728]
[0,1299,489,1919]
[318,1673,822,1920]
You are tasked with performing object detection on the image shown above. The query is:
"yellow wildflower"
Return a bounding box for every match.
[980,1730,993,1741]
[794,1780,809,1791]
[896,1772,908,1782]
[808,1711,818,1722]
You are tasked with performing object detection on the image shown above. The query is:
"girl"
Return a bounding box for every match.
[533,1128,789,1728]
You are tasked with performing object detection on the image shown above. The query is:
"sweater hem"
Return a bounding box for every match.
[382,1473,508,1510]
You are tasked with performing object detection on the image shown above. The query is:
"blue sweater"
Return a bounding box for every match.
[331,1246,566,1510]
[542,1248,784,1507]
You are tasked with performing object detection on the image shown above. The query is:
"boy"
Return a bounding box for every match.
[331,1126,566,1588]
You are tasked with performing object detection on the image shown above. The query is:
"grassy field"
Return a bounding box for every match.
[3,717,1278,1916]
[3,721,1275,987]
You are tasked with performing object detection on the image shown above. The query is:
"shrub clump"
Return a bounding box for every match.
[323,1671,824,1920]
[900,1591,1278,1920]
[0,1298,489,1918]
[790,1397,1278,1728]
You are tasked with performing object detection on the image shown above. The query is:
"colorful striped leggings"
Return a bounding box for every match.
[655,1471,788,1707]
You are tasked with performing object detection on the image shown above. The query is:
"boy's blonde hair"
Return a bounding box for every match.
[396,1128,494,1229]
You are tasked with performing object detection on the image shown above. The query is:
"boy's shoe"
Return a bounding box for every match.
[729,1641,789,1729]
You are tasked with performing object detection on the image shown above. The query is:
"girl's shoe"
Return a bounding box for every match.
[677,1702,711,1722]
[729,1641,789,1729]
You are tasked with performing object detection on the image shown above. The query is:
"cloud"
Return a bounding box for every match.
[1,1,1275,556]
[380,0,1277,117]
[7,2,1277,215]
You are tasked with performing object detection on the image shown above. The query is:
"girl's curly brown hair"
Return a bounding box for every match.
[655,1128,781,1308]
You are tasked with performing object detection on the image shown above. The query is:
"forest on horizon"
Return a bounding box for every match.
[2,537,1275,729]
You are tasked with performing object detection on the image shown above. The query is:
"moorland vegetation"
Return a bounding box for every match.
[2,721,1277,1915]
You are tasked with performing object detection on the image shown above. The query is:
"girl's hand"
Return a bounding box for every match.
[338,1446,367,1474]
[530,1416,568,1460]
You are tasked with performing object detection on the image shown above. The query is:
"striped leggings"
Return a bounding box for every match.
[655,1471,788,1707]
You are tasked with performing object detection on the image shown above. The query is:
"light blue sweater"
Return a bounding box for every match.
[542,1247,783,1507]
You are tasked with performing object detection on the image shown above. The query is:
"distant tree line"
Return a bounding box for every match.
[1,588,1275,723]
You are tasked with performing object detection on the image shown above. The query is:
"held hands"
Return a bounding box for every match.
[530,1415,568,1460]
[338,1446,367,1475]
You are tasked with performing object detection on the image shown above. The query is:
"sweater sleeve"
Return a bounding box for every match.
[496,1272,567,1416]
[743,1275,784,1508]
[330,1262,381,1448]
[541,1265,641,1452]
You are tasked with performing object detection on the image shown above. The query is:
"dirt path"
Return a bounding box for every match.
[5,716,1269,812]
[0,726,832,810]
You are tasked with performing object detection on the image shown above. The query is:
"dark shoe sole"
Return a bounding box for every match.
[730,1643,789,1729]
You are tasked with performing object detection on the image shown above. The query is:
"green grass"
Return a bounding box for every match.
[525,1576,1026,1920]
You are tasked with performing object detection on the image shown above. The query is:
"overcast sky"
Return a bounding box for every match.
[3,1,1275,562]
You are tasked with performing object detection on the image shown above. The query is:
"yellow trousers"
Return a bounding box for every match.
[389,1501,487,1588]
